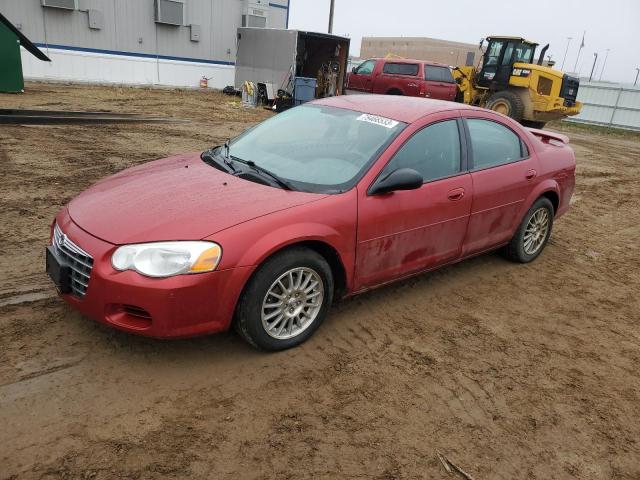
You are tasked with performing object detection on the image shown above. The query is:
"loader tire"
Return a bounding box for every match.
[486,91,524,123]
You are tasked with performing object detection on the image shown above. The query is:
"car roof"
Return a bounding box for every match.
[369,57,450,67]
[311,94,482,123]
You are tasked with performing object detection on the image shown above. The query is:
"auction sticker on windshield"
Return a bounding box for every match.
[356,113,399,129]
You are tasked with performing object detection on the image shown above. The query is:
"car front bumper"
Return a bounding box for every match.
[49,211,253,338]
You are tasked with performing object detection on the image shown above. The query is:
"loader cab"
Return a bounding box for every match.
[477,37,538,89]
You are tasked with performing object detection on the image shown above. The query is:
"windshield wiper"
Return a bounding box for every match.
[202,147,237,173]
[232,156,293,191]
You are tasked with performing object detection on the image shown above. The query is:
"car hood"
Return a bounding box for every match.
[68,152,326,245]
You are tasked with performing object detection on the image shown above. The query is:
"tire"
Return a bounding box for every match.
[522,120,547,129]
[234,247,334,351]
[503,197,554,263]
[386,89,403,96]
[485,91,525,123]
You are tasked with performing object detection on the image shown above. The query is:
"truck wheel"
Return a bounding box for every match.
[386,89,403,95]
[486,91,524,123]
[234,247,334,351]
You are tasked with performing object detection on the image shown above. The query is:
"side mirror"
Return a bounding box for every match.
[351,66,357,74]
[369,168,423,196]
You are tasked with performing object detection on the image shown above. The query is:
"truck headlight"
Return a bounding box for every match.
[111,241,222,278]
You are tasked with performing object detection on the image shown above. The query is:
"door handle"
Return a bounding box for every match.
[447,188,465,201]
[407,83,418,87]
[525,169,537,180]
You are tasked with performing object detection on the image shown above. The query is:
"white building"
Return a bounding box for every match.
[0,0,290,89]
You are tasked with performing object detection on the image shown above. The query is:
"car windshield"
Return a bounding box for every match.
[226,104,406,193]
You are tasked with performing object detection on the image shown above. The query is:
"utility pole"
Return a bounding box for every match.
[561,37,572,70]
[589,52,598,82]
[599,49,610,81]
[328,0,335,34]
[635,68,640,86]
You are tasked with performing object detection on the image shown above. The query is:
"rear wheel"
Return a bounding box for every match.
[234,247,333,351]
[386,89,403,95]
[485,91,524,123]
[503,197,554,263]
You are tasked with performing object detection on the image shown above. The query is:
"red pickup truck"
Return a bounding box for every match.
[346,58,457,101]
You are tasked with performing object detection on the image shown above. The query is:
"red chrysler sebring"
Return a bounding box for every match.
[46,95,575,350]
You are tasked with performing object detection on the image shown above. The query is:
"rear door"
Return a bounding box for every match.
[374,62,421,96]
[347,59,376,92]
[424,65,457,100]
[355,113,472,288]
[461,113,538,256]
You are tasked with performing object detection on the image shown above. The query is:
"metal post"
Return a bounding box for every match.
[599,49,610,81]
[635,68,640,86]
[574,31,585,73]
[561,37,572,70]
[609,87,623,126]
[328,0,335,34]
[589,52,598,82]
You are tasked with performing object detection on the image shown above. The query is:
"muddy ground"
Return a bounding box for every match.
[1,83,639,479]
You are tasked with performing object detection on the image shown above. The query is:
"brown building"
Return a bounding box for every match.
[360,36,481,66]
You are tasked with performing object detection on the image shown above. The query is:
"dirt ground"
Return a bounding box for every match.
[1,83,639,480]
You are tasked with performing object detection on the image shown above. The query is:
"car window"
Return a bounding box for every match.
[381,120,461,182]
[467,119,525,169]
[425,65,455,83]
[356,60,376,75]
[383,62,419,76]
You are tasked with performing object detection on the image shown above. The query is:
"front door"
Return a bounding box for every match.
[355,115,472,289]
[348,59,376,92]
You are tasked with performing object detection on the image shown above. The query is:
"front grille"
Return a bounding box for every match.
[53,224,94,297]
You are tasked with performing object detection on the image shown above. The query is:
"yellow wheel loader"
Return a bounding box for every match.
[452,36,582,128]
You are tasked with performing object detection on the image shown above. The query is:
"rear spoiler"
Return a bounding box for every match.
[526,128,570,145]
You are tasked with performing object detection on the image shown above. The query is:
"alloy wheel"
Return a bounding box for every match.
[523,207,550,255]
[261,267,324,340]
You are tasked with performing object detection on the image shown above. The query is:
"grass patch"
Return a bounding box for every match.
[548,120,640,140]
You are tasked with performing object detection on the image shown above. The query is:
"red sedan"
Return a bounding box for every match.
[46,95,575,350]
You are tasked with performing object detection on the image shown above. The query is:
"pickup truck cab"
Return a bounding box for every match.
[347,58,457,101]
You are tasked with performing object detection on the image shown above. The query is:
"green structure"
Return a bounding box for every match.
[0,12,50,93]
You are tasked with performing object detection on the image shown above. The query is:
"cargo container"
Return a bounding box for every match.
[234,27,350,105]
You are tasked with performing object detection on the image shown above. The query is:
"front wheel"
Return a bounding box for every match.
[503,197,554,263]
[485,91,524,123]
[234,247,333,351]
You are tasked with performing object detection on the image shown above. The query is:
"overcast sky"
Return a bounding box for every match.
[288,0,639,84]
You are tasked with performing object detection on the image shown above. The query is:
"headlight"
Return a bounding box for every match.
[111,241,222,278]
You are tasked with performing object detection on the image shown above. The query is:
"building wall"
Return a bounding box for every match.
[360,36,480,67]
[0,0,290,88]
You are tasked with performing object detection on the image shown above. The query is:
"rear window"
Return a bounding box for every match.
[383,62,419,76]
[425,65,455,83]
